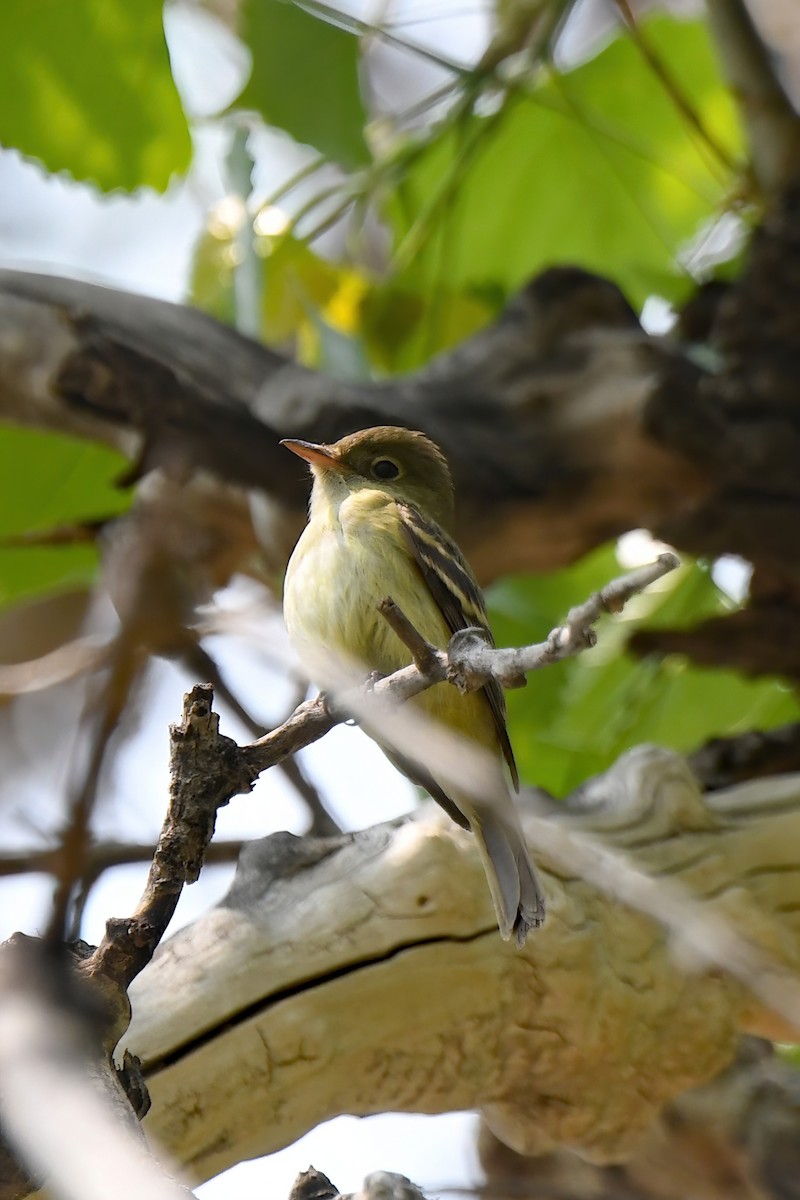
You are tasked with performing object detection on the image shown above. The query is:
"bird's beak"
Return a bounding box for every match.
[280,439,346,472]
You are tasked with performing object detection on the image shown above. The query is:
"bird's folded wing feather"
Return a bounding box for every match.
[396,500,520,791]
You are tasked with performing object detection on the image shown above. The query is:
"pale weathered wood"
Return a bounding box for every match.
[122,749,800,1184]
[477,1037,800,1200]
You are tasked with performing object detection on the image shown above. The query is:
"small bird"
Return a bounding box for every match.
[281,426,545,944]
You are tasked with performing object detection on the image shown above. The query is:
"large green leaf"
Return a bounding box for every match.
[0,0,191,191]
[488,550,800,797]
[0,425,131,609]
[361,283,492,374]
[0,546,100,612]
[235,0,368,169]
[389,17,743,310]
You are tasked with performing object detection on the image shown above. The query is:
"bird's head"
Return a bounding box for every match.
[281,426,455,529]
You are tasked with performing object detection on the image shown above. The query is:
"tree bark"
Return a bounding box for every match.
[121,750,800,1184]
[2,215,799,680]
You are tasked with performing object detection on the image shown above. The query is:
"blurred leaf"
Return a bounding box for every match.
[0,0,191,191]
[0,425,130,536]
[235,0,368,169]
[0,546,99,612]
[362,284,492,373]
[488,549,800,797]
[190,223,375,372]
[0,425,131,610]
[309,316,370,380]
[261,235,343,346]
[389,17,743,310]
[189,228,238,328]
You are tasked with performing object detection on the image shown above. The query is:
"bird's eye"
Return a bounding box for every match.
[371,458,401,481]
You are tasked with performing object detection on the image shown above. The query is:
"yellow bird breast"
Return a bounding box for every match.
[283,489,496,752]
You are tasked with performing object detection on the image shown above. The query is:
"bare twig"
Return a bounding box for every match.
[46,633,147,944]
[0,839,247,881]
[85,685,251,991]
[77,556,676,997]
[279,756,341,837]
[378,597,444,676]
[179,641,341,835]
[448,553,681,692]
[241,555,680,781]
[0,634,110,698]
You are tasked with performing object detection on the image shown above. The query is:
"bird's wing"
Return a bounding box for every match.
[396,500,519,791]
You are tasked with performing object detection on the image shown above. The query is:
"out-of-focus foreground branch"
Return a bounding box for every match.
[0,936,194,1200]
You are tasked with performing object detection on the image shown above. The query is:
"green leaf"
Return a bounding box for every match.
[0,425,131,537]
[0,424,131,610]
[260,235,343,346]
[188,228,238,329]
[235,0,368,169]
[361,283,492,373]
[0,0,191,191]
[389,17,743,310]
[0,546,100,612]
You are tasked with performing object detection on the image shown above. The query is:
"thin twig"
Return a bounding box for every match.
[379,596,444,676]
[448,553,681,691]
[85,686,252,991]
[298,0,472,77]
[614,0,739,176]
[46,635,146,944]
[181,641,342,834]
[279,756,341,837]
[82,556,677,992]
[243,555,680,774]
[0,839,248,881]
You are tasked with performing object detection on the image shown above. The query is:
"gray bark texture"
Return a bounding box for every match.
[0,184,798,682]
[121,751,800,1189]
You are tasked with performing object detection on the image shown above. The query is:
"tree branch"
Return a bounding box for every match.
[84,685,252,993]
[705,0,800,193]
[3,255,799,686]
[0,265,708,585]
[0,935,195,1200]
[123,751,800,1183]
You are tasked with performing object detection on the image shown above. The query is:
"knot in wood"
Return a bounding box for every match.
[446,627,493,693]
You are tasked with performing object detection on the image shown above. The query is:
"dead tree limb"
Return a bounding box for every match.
[122,752,800,1183]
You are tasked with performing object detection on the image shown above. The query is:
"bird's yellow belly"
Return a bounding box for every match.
[283,507,495,751]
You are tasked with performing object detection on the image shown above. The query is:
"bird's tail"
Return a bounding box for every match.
[470,807,546,946]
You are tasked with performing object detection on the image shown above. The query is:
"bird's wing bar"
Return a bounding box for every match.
[396,501,519,791]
